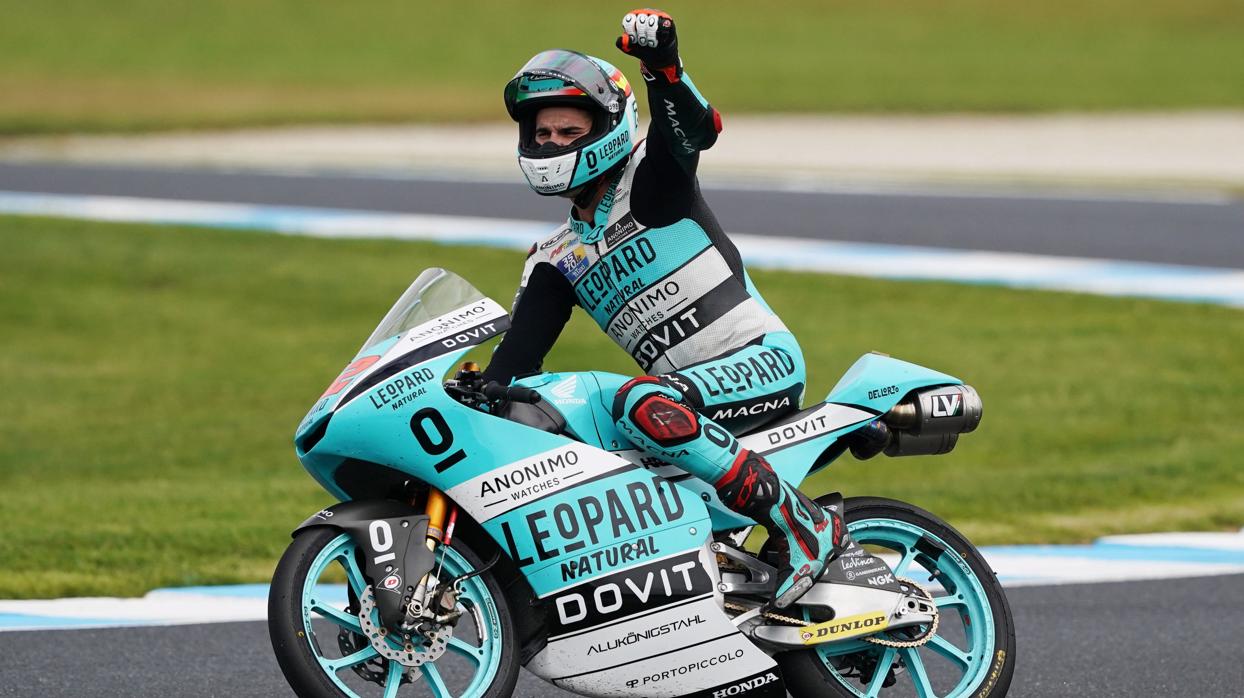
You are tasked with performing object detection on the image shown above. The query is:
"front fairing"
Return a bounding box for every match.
[302,353,713,599]
[295,268,507,446]
[294,268,516,498]
[292,272,713,599]
[297,347,486,500]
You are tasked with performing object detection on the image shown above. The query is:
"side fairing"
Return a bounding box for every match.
[525,545,784,698]
[445,440,709,596]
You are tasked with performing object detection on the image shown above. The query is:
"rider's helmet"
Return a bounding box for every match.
[503,49,639,197]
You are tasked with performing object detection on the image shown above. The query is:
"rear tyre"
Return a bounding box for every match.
[269,526,519,697]
[779,496,1016,698]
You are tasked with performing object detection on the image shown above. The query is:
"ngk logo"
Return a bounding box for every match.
[713,672,779,697]
[931,393,963,418]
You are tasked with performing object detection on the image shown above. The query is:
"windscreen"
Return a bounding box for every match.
[361,268,488,352]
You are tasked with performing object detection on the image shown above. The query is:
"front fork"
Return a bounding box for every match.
[424,488,452,547]
[405,488,460,627]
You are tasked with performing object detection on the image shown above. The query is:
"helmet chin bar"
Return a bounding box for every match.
[517,149,579,195]
[525,173,590,207]
[519,132,601,200]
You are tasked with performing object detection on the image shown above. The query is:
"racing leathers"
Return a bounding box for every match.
[485,56,846,608]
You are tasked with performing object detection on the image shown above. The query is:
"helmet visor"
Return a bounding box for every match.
[504,49,627,120]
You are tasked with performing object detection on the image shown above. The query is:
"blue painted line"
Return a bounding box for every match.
[986,543,1244,565]
[151,583,272,598]
[0,612,139,629]
[3,190,1244,309]
[152,583,347,601]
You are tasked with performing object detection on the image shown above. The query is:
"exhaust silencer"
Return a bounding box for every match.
[881,385,983,457]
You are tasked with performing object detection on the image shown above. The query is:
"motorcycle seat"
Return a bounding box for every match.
[732,401,821,438]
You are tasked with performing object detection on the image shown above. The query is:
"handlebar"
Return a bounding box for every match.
[482,381,543,404]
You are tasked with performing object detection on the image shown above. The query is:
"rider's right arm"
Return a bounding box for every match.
[617,9,721,175]
[616,10,721,229]
[481,254,576,386]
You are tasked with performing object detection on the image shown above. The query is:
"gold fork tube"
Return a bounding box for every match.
[424,488,449,551]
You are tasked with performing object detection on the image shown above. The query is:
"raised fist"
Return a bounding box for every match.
[616,9,680,71]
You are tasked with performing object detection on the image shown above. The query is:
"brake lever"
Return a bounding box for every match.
[443,380,486,406]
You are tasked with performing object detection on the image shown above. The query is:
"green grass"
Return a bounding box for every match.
[1,0,1242,134]
[2,215,1243,598]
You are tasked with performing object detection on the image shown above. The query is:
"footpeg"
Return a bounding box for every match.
[711,541,776,595]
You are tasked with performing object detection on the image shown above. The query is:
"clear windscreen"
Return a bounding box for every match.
[361,268,488,352]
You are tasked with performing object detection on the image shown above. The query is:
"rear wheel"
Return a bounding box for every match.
[268,527,519,698]
[779,497,1016,698]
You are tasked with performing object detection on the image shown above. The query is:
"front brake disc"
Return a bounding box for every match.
[357,586,451,667]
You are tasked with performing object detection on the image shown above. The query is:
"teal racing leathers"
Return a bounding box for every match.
[484,63,846,608]
[485,67,797,413]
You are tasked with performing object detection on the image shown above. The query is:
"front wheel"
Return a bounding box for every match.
[268,526,519,698]
[780,496,1016,698]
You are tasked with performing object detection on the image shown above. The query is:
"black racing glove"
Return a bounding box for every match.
[616,8,681,80]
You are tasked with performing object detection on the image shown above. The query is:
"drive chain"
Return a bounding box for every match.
[859,577,939,649]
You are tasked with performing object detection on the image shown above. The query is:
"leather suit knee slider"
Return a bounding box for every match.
[614,377,701,446]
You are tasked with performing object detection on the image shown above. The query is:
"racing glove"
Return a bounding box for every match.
[616,8,682,82]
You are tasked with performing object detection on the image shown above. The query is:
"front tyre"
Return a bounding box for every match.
[780,497,1016,698]
[268,527,519,698]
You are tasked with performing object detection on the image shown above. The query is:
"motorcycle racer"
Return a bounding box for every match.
[485,9,847,609]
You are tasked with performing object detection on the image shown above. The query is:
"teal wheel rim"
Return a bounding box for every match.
[811,518,996,698]
[299,533,505,697]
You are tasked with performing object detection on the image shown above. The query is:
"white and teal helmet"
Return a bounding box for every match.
[504,49,639,196]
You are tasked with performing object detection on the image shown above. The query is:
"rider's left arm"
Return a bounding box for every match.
[481,253,576,386]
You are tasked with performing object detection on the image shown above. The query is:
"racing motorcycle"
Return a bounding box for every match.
[269,268,1016,698]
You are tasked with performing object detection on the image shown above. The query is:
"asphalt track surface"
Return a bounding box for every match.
[2,573,1241,697]
[1,162,1242,269]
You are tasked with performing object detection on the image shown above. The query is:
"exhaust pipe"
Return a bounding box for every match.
[881,385,983,457]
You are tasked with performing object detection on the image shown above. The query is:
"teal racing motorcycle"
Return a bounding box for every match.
[269,268,1016,698]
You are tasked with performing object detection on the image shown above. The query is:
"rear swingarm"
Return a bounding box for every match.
[713,541,936,648]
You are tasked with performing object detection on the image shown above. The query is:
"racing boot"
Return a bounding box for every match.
[715,450,848,609]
